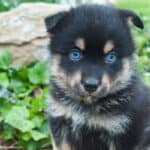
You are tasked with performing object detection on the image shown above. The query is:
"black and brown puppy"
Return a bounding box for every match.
[45,5,150,150]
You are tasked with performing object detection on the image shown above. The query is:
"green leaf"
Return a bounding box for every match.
[0,51,12,69]
[21,132,32,141]
[8,66,35,97]
[30,130,47,141]
[4,106,35,132]
[10,78,27,93]
[39,121,50,136]
[9,78,34,97]
[0,87,12,100]
[31,116,44,128]
[0,73,9,87]
[26,141,38,150]
[0,116,3,122]
[31,87,48,111]
[28,61,49,85]
[1,126,14,140]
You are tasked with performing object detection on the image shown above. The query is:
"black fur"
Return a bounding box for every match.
[45,5,150,150]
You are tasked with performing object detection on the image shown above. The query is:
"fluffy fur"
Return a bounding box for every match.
[45,5,150,150]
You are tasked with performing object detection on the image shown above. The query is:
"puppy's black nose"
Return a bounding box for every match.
[82,78,99,93]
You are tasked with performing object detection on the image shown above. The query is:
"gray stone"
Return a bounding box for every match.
[0,3,69,65]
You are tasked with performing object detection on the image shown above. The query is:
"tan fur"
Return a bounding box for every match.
[51,55,61,76]
[51,55,68,90]
[51,55,69,79]
[51,55,83,99]
[110,58,133,93]
[69,70,82,87]
[52,140,58,150]
[103,40,114,54]
[101,73,111,91]
[116,58,131,84]
[52,138,71,150]
[47,95,66,117]
[109,141,116,150]
[115,62,129,82]
[75,38,85,50]
[88,114,130,134]
[60,139,71,150]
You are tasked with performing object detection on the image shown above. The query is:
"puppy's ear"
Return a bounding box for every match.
[45,11,69,33]
[119,9,144,29]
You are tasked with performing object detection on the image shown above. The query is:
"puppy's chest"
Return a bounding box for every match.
[48,97,130,135]
[69,126,115,150]
[68,115,127,150]
[71,111,130,136]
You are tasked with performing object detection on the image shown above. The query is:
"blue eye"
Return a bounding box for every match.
[69,49,82,62]
[105,51,117,64]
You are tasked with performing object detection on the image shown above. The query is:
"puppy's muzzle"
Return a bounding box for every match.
[82,78,99,93]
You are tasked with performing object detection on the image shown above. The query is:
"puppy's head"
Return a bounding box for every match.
[45,5,143,103]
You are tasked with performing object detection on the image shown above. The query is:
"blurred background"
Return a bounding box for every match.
[0,0,149,14]
[0,0,149,150]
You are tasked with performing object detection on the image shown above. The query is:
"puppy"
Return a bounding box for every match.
[45,5,150,150]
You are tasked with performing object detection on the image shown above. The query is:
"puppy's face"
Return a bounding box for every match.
[45,5,143,103]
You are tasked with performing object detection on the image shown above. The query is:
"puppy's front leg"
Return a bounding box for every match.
[49,116,72,150]
[136,128,150,150]
[52,138,71,150]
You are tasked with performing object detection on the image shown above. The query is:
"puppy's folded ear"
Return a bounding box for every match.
[45,11,69,33]
[119,9,144,29]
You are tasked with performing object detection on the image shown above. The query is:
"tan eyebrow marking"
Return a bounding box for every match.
[75,38,85,50]
[103,40,114,54]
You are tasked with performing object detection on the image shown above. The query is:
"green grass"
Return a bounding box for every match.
[116,0,150,16]
[116,1,150,84]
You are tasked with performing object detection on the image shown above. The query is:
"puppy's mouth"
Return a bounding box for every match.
[74,84,108,103]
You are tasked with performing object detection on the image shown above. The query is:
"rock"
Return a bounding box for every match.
[0,3,69,65]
